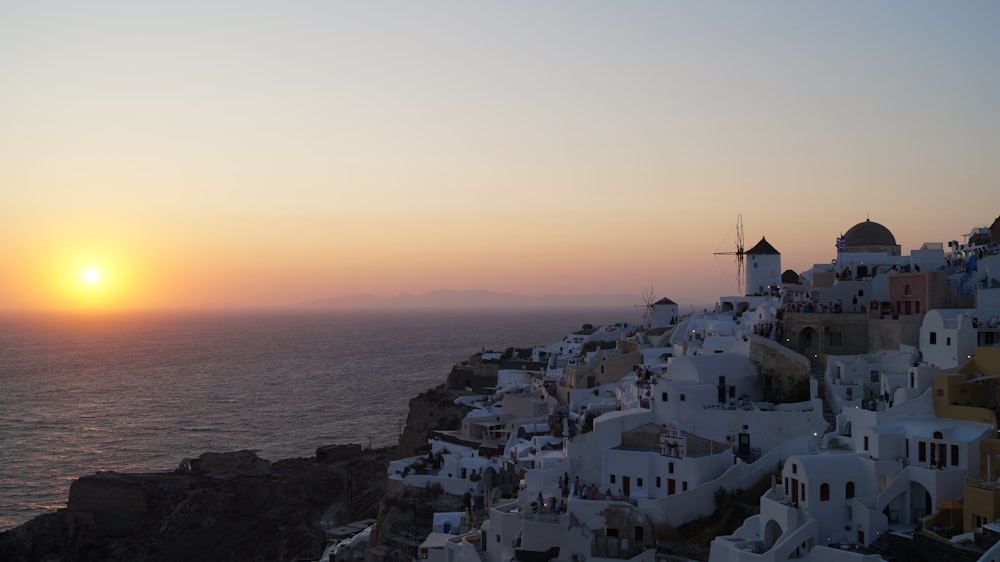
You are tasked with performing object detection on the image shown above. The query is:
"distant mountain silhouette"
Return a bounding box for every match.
[300,289,638,309]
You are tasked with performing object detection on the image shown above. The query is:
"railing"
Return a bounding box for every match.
[967,476,1000,490]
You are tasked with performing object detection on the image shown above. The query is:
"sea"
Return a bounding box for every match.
[0,306,634,531]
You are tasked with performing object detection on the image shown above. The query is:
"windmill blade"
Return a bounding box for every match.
[713,214,746,295]
[637,286,656,327]
[736,214,745,294]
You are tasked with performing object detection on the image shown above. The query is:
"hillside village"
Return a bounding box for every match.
[339,216,1000,562]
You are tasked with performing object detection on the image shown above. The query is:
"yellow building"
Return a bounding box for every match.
[935,348,1000,532]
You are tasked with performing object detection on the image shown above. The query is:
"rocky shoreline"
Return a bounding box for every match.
[0,383,473,562]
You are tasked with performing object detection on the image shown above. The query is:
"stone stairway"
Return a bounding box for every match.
[813,362,836,434]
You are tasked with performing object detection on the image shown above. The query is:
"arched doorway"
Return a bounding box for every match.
[763,519,784,549]
[799,327,819,356]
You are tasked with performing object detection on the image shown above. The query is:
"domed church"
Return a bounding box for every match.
[840,218,901,256]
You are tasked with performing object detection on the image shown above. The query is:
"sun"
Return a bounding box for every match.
[81,267,101,284]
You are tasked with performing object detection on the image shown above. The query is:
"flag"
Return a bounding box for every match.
[836,234,846,251]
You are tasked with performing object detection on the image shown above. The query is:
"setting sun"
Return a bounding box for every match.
[81,267,101,284]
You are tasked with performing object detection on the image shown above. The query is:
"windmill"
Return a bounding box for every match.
[714,214,746,295]
[635,286,656,327]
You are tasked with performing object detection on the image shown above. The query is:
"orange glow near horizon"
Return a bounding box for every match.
[2,4,998,312]
[15,232,154,312]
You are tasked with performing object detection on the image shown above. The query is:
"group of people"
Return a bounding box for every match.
[533,493,567,514]
[556,474,625,502]
[750,320,781,340]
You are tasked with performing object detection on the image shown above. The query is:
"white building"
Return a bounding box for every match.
[919,294,1000,370]
[711,389,994,561]
[746,237,782,297]
[650,353,826,455]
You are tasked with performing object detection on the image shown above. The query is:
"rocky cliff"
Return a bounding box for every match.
[396,385,473,457]
[0,449,386,562]
[0,381,475,562]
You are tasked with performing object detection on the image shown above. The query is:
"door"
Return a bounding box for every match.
[622,476,630,497]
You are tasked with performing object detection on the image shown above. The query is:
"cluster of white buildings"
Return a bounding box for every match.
[355,217,1000,562]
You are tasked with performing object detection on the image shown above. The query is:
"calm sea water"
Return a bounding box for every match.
[0,307,633,531]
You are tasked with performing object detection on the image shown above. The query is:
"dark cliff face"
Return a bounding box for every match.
[395,386,472,458]
[0,452,354,562]
[0,382,466,562]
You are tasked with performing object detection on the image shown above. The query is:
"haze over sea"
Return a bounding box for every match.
[0,307,634,531]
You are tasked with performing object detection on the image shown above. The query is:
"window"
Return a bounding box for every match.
[864,436,869,451]
[820,483,830,501]
[930,332,937,345]
[801,483,805,502]
[656,476,661,488]
[661,392,669,402]
[846,482,855,499]
[919,441,927,462]
[946,337,952,346]
[669,462,674,474]
[637,478,643,487]
[951,445,959,466]
[792,463,797,474]
[904,284,912,296]
[610,474,616,484]
[682,482,688,491]
[680,394,686,402]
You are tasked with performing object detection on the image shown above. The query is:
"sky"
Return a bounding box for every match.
[2,2,999,311]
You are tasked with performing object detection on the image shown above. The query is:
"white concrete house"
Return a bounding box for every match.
[650,353,826,455]
[920,306,1000,370]
[825,348,919,412]
[711,389,994,561]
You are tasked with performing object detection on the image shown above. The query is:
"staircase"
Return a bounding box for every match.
[813,363,836,434]
[864,532,901,560]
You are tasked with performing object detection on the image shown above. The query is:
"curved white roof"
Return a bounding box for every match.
[668,354,756,384]
[790,453,863,480]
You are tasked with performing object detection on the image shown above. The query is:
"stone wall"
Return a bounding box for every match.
[748,336,812,403]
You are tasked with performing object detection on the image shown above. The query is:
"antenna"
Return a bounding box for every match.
[635,287,656,327]
[714,214,745,295]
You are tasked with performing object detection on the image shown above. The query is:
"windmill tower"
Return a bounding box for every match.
[714,214,746,295]
[746,237,781,296]
[636,288,680,329]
